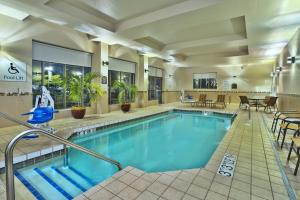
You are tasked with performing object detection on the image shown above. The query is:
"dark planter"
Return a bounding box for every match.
[71,107,86,119]
[121,104,131,112]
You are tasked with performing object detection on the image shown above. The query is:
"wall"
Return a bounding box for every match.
[275,28,300,110]
[0,16,97,127]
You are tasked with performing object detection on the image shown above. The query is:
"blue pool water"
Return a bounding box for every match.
[16,111,233,200]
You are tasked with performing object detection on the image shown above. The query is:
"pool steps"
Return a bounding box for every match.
[16,165,93,200]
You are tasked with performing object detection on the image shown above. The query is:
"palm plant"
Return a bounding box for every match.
[112,80,137,104]
[67,72,104,108]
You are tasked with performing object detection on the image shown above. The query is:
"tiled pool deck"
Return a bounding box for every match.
[0,103,299,199]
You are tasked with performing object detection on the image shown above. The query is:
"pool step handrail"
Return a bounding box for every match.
[0,112,123,200]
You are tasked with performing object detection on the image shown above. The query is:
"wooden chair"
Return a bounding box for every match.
[197,94,206,107]
[260,96,278,112]
[213,95,226,108]
[263,96,271,104]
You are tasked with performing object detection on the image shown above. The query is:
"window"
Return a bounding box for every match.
[193,73,217,89]
[108,58,136,105]
[108,70,135,104]
[148,67,163,103]
[32,60,91,109]
[148,76,162,102]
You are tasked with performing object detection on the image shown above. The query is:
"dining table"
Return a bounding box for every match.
[248,97,265,111]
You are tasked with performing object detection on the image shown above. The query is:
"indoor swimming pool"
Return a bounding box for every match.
[16,110,234,200]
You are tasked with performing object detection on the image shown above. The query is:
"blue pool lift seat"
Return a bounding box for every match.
[22,107,57,124]
[21,107,58,139]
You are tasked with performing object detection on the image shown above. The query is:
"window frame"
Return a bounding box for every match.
[32,59,92,109]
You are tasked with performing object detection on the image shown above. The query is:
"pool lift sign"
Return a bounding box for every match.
[217,153,237,177]
[0,55,26,82]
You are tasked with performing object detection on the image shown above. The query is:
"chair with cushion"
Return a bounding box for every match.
[276,118,300,149]
[287,120,300,175]
[271,110,300,133]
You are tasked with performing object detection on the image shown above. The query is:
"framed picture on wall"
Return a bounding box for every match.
[193,73,217,89]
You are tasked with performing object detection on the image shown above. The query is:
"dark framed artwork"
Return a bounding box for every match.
[193,73,217,89]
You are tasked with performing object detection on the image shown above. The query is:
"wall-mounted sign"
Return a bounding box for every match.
[0,55,26,82]
[101,76,107,84]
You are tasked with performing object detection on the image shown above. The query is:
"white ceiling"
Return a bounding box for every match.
[0,0,300,77]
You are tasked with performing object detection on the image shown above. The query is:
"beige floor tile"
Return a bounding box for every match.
[177,171,197,183]
[141,173,160,183]
[182,194,201,200]
[231,179,251,193]
[198,170,215,180]
[193,176,212,189]
[111,196,122,200]
[117,186,140,200]
[136,191,159,200]
[273,192,290,200]
[118,172,138,185]
[252,177,272,190]
[147,181,168,196]
[229,188,251,200]
[161,187,184,200]
[89,188,114,200]
[130,177,152,192]
[171,178,191,192]
[213,174,232,186]
[105,180,127,194]
[251,185,273,200]
[233,172,251,184]
[156,174,175,186]
[205,191,227,200]
[209,182,230,196]
[129,168,144,177]
[187,184,208,199]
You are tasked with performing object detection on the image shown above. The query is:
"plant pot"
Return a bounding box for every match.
[121,104,131,112]
[71,107,86,119]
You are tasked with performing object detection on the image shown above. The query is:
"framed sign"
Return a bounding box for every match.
[0,55,27,82]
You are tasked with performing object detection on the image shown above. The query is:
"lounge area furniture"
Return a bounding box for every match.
[286,120,300,175]
[277,117,300,149]
[260,96,278,112]
[197,94,207,107]
[271,110,300,133]
[248,97,266,111]
[212,94,226,109]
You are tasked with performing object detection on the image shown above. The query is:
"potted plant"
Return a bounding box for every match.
[112,80,137,112]
[67,72,104,119]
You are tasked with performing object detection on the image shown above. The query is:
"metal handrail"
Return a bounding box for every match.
[0,113,123,200]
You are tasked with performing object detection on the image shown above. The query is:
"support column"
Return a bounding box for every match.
[92,42,109,114]
[137,55,148,107]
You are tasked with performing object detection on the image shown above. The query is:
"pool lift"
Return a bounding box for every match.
[21,86,58,138]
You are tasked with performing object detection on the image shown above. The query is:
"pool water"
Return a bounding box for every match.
[16,111,233,200]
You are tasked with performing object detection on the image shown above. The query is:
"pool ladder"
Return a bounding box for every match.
[0,112,122,200]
